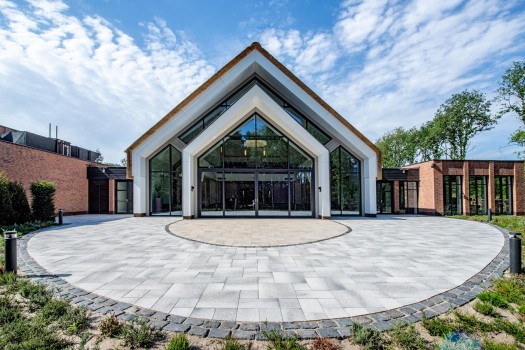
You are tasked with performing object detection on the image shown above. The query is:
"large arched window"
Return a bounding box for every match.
[330,147,361,215]
[149,145,182,215]
[198,113,314,217]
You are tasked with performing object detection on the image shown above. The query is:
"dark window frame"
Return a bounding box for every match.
[494,175,514,215]
[443,175,463,216]
[376,181,393,214]
[469,176,488,215]
[149,145,183,216]
[329,146,362,216]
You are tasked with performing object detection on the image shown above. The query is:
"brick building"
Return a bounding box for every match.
[0,125,131,215]
[378,160,524,216]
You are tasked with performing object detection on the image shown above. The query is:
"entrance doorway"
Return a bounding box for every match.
[201,170,312,217]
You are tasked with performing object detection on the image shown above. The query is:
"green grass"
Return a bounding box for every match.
[473,301,499,317]
[167,333,190,350]
[120,317,161,348]
[422,317,456,337]
[349,323,385,350]
[453,311,494,334]
[388,323,429,350]
[449,215,525,235]
[263,329,305,350]
[219,336,247,350]
[477,291,509,309]
[482,340,520,350]
[492,319,525,344]
[492,278,525,304]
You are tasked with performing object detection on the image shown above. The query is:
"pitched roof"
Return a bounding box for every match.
[126,42,381,176]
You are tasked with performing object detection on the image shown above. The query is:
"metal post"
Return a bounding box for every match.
[3,230,17,274]
[488,208,492,222]
[58,209,63,225]
[510,232,522,275]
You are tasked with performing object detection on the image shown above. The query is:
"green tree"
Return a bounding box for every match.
[496,60,525,158]
[8,181,31,224]
[376,127,419,167]
[433,90,496,160]
[417,121,446,161]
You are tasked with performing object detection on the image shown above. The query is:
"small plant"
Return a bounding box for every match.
[16,278,52,311]
[59,306,89,334]
[388,322,429,350]
[492,318,525,343]
[120,317,161,348]
[263,329,305,350]
[311,336,341,350]
[454,311,494,333]
[438,332,481,350]
[167,333,190,350]
[0,296,21,326]
[517,304,525,316]
[349,323,385,350]
[492,278,525,304]
[422,316,456,337]
[482,340,519,350]
[99,314,123,338]
[477,291,509,308]
[473,301,499,317]
[38,298,70,320]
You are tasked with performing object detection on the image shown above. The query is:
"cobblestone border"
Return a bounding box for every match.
[165,220,352,248]
[17,222,509,340]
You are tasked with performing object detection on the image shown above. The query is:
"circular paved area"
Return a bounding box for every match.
[167,219,349,247]
[27,215,504,323]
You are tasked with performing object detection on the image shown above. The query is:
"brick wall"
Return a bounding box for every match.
[0,140,95,215]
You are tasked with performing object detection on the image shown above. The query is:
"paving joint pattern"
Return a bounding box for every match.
[17,220,509,339]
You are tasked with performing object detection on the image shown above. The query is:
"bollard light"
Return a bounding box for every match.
[509,232,522,275]
[3,230,17,274]
[488,208,492,222]
[58,209,64,225]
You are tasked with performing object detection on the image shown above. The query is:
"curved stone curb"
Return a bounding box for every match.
[165,220,352,248]
[17,222,509,340]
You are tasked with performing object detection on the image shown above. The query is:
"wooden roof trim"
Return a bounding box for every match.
[126,42,381,179]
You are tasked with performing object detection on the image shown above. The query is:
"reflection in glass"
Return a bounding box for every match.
[443,175,462,215]
[224,172,256,216]
[330,147,361,215]
[201,172,223,216]
[150,172,170,214]
[376,182,392,214]
[149,145,182,216]
[290,171,311,216]
[495,176,513,215]
[258,172,288,216]
[400,181,418,214]
[469,176,487,215]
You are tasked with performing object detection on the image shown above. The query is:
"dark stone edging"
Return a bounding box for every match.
[165,219,352,248]
[17,222,509,340]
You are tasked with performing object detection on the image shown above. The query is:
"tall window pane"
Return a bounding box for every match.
[469,176,487,215]
[330,147,361,216]
[201,171,223,216]
[290,171,312,216]
[149,145,182,216]
[495,176,513,215]
[443,175,462,215]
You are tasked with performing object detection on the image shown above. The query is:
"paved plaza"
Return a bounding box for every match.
[27,215,504,323]
[167,218,349,247]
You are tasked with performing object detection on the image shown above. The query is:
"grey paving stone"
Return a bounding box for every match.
[164,323,191,333]
[151,312,169,320]
[87,303,104,311]
[202,321,221,329]
[148,320,169,330]
[168,315,186,324]
[370,321,392,332]
[318,320,337,328]
[232,330,255,340]
[238,323,259,331]
[297,329,317,339]
[219,321,239,329]
[399,306,417,315]
[386,309,404,319]
[260,322,281,332]
[317,328,341,339]
[336,319,353,327]
[97,307,113,315]
[283,322,300,330]
[298,322,317,329]
[208,328,231,339]
[352,316,372,325]
[137,309,155,317]
[402,314,420,323]
[118,313,135,321]
[112,302,131,311]
[336,327,351,338]
[183,318,204,326]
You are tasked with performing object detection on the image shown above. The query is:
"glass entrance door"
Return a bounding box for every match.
[258,172,289,216]
[115,180,133,214]
[224,172,256,216]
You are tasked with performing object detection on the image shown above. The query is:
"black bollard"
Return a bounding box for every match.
[58,209,63,225]
[4,230,17,274]
[488,208,492,222]
[509,232,522,275]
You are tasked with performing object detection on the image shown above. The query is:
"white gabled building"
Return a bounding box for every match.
[126,42,381,218]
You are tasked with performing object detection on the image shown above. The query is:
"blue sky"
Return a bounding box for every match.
[0,0,524,163]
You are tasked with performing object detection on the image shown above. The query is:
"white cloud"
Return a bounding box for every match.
[0,0,215,162]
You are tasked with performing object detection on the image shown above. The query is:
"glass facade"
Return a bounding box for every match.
[469,176,487,215]
[495,176,513,215]
[179,77,331,145]
[198,113,313,217]
[376,182,393,214]
[149,145,182,216]
[330,147,361,216]
[399,181,418,214]
[443,175,462,215]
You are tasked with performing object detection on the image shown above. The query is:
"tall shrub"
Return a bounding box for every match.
[8,181,31,224]
[0,172,12,226]
[30,181,56,223]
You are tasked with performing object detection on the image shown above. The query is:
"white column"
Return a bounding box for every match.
[182,150,193,218]
[318,152,331,218]
[363,156,377,216]
[132,154,147,215]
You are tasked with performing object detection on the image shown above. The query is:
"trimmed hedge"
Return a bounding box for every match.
[30,181,56,223]
[0,173,31,226]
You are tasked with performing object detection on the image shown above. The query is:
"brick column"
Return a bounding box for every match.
[463,162,470,216]
[488,161,496,214]
[514,163,525,215]
[108,179,115,214]
[393,181,399,214]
